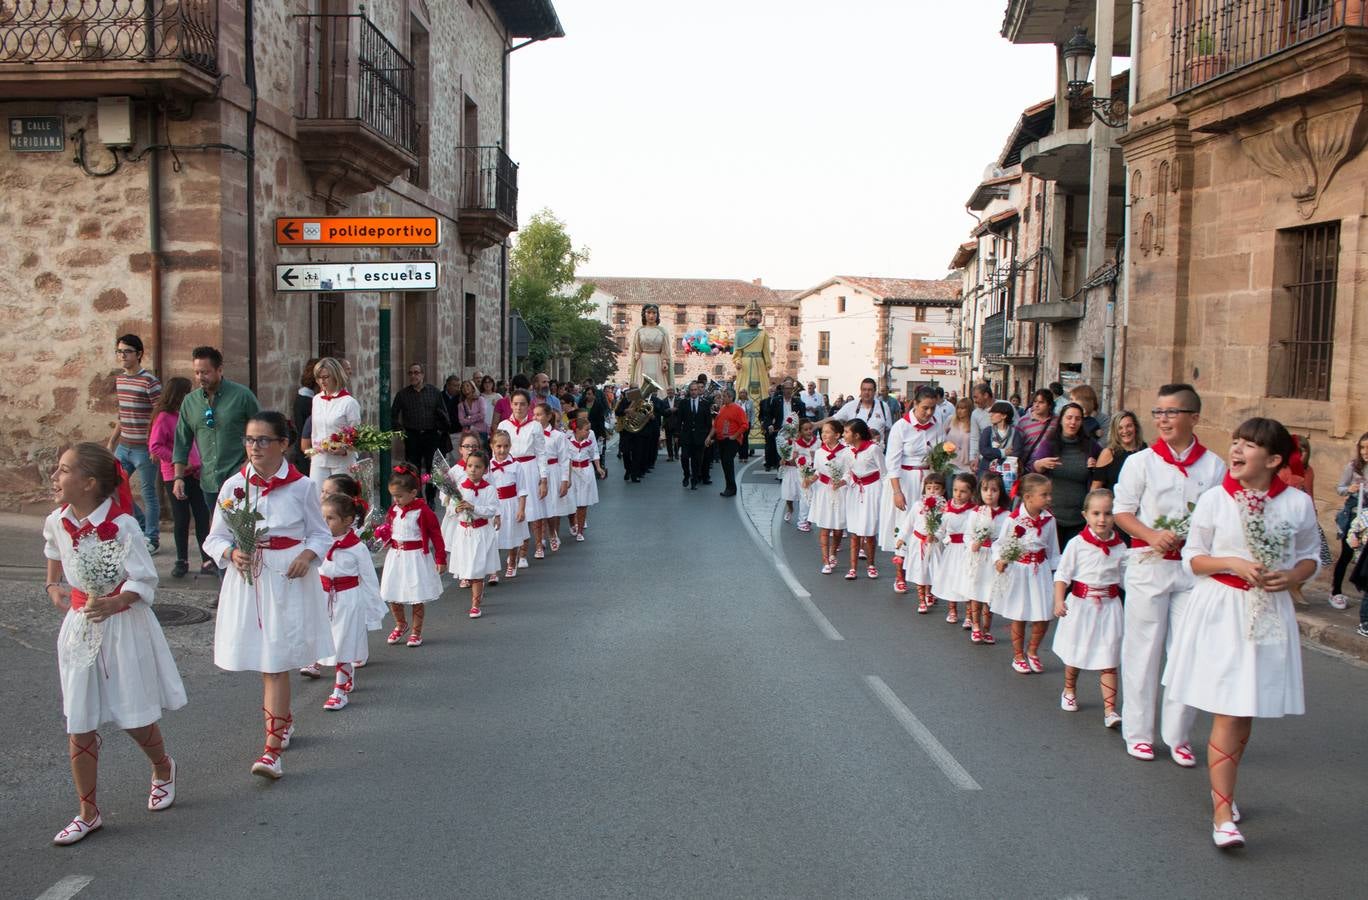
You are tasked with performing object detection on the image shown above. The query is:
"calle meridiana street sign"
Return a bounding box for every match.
[274,261,439,293]
[274,216,441,247]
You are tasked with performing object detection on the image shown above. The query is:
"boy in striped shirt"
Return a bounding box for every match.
[109,333,162,551]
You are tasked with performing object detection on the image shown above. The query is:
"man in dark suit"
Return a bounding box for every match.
[761,377,801,470]
[674,380,714,489]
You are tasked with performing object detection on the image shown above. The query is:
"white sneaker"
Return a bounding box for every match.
[1060,691,1078,712]
[251,752,282,780]
[1103,711,1122,728]
[1330,593,1350,610]
[518,557,529,569]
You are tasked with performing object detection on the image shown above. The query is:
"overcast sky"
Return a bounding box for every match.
[510,0,1059,290]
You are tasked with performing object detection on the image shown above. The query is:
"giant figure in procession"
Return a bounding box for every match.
[628,303,675,389]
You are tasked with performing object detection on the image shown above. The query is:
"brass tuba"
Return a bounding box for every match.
[615,375,663,433]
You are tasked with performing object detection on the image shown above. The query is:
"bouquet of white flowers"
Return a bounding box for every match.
[62,530,131,669]
[432,451,472,523]
[967,513,995,582]
[989,523,1028,606]
[827,461,847,487]
[1235,489,1295,644]
[1142,502,1195,562]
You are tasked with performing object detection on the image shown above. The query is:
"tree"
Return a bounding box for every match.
[509,210,618,381]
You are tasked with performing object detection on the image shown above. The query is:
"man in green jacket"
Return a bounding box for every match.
[173,345,261,514]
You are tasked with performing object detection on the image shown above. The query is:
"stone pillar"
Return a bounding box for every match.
[1087,0,1118,275]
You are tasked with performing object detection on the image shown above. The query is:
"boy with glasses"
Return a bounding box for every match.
[1113,383,1225,765]
[109,334,162,552]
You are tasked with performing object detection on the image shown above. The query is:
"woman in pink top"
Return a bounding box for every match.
[149,377,214,578]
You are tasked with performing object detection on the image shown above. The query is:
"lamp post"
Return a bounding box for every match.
[1063,27,1128,128]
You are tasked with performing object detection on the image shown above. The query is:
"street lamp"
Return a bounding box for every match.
[1062,26,1128,128]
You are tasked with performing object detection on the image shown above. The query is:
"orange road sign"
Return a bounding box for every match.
[275,216,441,247]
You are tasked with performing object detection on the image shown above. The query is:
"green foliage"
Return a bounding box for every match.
[510,209,617,381]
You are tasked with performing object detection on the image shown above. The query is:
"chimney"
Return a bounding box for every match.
[752,278,763,286]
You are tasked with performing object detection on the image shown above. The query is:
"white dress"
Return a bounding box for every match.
[568,435,601,507]
[898,500,943,587]
[446,479,502,580]
[318,533,382,666]
[309,391,362,484]
[989,510,1061,622]
[880,415,947,551]
[843,441,886,538]
[488,456,531,550]
[1052,531,1126,670]
[543,428,575,517]
[206,463,336,673]
[806,442,849,531]
[930,503,977,601]
[44,500,187,733]
[1163,482,1318,717]
[378,500,446,604]
[496,417,547,524]
[968,505,1011,602]
[781,438,816,502]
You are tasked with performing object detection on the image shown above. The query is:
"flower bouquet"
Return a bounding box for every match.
[352,424,403,454]
[967,514,995,581]
[928,440,959,477]
[989,524,1027,605]
[347,458,384,547]
[61,522,130,669]
[923,495,948,542]
[1143,502,1195,562]
[432,451,472,523]
[219,485,268,585]
[306,425,357,457]
[827,460,847,488]
[1235,489,1295,644]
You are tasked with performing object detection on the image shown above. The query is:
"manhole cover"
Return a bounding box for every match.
[153,604,212,627]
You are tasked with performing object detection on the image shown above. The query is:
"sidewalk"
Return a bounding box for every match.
[729,494,1368,667]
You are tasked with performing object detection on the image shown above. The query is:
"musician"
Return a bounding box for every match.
[644,391,669,474]
[675,381,714,490]
[615,388,654,484]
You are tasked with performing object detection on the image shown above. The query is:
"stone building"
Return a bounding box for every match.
[1117,0,1368,484]
[582,277,802,390]
[0,0,562,509]
[794,276,962,401]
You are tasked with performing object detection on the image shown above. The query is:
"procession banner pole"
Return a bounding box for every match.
[378,293,392,508]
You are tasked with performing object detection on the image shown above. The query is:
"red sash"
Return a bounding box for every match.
[947,533,965,544]
[571,459,592,468]
[1129,537,1182,561]
[1070,582,1120,599]
[1213,573,1251,591]
[70,583,130,614]
[321,575,360,592]
[902,464,928,471]
[546,457,560,465]
[512,455,535,463]
[1016,550,1046,566]
[390,539,426,552]
[852,470,880,487]
[497,484,518,500]
[459,518,490,529]
[261,536,301,551]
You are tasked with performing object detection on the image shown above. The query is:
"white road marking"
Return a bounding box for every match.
[864,675,982,791]
[35,875,94,900]
[735,459,844,641]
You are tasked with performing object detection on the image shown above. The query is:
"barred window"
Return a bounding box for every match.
[818,331,830,365]
[1269,221,1338,401]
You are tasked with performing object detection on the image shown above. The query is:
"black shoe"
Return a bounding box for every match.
[720,490,737,497]
[691,484,698,490]
[683,477,690,487]
[702,479,713,485]
[631,476,642,483]
[171,559,189,578]
[623,471,631,480]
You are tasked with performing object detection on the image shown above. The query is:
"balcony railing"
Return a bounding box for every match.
[296,13,416,154]
[982,310,1007,358]
[1171,0,1368,95]
[458,146,518,221]
[0,0,217,72]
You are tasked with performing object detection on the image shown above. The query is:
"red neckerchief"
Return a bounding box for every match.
[1222,472,1287,501]
[1152,438,1207,477]
[796,436,817,449]
[390,499,425,519]
[460,478,488,494]
[543,428,554,437]
[490,457,513,473]
[1080,527,1127,555]
[1011,507,1051,534]
[326,530,361,561]
[905,413,935,431]
[984,505,1009,519]
[821,442,843,461]
[850,440,874,457]
[242,463,305,496]
[454,458,467,469]
[572,437,594,449]
[60,500,119,544]
[946,502,975,515]
[319,390,351,401]
[507,417,533,433]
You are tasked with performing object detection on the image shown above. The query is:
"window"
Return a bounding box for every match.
[464,292,478,365]
[675,309,687,325]
[735,314,746,325]
[614,311,628,325]
[765,313,776,326]
[914,307,927,323]
[616,336,626,351]
[837,296,846,313]
[705,306,717,326]
[317,293,344,359]
[674,362,685,376]
[1269,221,1339,401]
[818,378,829,395]
[787,340,800,352]
[713,364,724,377]
[817,331,830,365]
[789,315,800,327]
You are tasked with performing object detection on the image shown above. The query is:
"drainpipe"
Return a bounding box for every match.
[244,0,259,392]
[1103,0,1141,416]
[147,102,163,377]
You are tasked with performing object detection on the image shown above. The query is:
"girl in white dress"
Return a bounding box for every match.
[805,421,848,575]
[319,472,386,638]
[1052,489,1125,726]
[535,402,572,555]
[931,472,979,624]
[377,463,446,648]
[44,443,187,845]
[781,420,817,525]
[842,419,886,581]
[447,451,502,619]
[495,390,547,571]
[966,472,1009,645]
[1164,418,1319,850]
[206,412,334,781]
[306,358,361,487]
[318,494,381,712]
[991,473,1061,676]
[793,429,818,532]
[438,433,482,571]
[488,430,530,578]
[568,412,605,539]
[893,474,946,610]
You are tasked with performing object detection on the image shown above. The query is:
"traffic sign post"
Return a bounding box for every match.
[275,216,440,246]
[274,261,438,293]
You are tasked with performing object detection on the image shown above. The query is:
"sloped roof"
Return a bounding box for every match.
[490,0,565,39]
[583,276,796,307]
[792,275,960,305]
[949,241,977,270]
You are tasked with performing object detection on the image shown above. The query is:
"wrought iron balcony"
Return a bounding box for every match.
[294,13,417,200]
[1171,0,1368,95]
[456,146,519,251]
[0,0,219,99]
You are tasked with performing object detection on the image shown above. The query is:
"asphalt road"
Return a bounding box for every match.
[2,450,1366,899]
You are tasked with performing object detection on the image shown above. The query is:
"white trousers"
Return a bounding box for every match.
[309,453,356,487]
[877,468,927,552]
[1120,556,1198,749]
